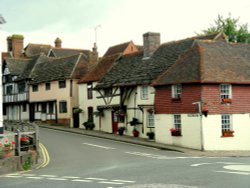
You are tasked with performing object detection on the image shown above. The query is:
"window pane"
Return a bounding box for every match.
[18,82,25,93]
[32,85,38,92]
[220,84,231,99]
[147,113,154,128]
[141,86,148,100]
[172,84,182,98]
[59,101,67,113]
[59,80,66,88]
[173,114,181,130]
[87,83,93,99]
[46,83,50,90]
[221,114,231,131]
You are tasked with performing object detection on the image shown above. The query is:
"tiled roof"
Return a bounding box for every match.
[50,48,91,58]
[96,33,223,89]
[103,41,132,57]
[5,56,38,81]
[24,43,52,57]
[6,58,31,76]
[29,53,88,84]
[78,53,121,83]
[153,40,250,85]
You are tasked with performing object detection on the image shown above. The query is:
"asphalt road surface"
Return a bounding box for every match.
[0,127,250,188]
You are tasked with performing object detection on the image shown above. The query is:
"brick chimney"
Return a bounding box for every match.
[143,32,160,58]
[54,37,62,48]
[7,34,24,58]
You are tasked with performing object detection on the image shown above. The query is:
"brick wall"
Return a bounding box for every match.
[203,84,250,114]
[155,84,250,115]
[155,84,201,114]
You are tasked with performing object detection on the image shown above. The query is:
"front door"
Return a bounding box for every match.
[73,108,80,128]
[112,111,118,134]
[29,103,35,122]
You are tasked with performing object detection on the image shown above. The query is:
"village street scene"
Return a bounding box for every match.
[0,0,250,188]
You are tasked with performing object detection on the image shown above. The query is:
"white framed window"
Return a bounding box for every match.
[173,114,181,130]
[220,84,232,99]
[221,114,232,131]
[147,113,154,128]
[141,86,148,100]
[172,84,182,98]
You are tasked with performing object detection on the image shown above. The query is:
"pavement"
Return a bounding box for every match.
[37,123,250,157]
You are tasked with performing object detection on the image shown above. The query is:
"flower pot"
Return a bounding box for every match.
[133,130,139,137]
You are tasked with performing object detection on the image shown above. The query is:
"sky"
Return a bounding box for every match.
[0,0,250,56]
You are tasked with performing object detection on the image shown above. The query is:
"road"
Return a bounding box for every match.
[0,127,250,188]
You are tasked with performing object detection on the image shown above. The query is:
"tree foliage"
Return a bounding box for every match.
[202,13,250,43]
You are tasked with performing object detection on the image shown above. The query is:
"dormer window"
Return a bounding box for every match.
[172,84,182,99]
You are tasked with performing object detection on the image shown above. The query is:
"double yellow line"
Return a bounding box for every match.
[36,143,50,169]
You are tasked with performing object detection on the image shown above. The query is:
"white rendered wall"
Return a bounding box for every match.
[203,114,250,150]
[155,114,202,150]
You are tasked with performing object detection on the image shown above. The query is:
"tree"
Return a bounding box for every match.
[202,13,250,43]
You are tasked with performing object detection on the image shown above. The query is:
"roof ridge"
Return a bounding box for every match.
[53,47,90,51]
[160,33,221,46]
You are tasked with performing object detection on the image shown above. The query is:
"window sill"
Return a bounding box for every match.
[172,98,181,102]
[221,98,232,103]
[171,132,182,136]
[221,135,234,137]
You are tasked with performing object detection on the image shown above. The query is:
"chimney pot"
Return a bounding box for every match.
[55,37,62,48]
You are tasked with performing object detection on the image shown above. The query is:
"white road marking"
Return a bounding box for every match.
[40,175,58,177]
[215,170,250,175]
[191,162,246,167]
[112,179,136,183]
[47,177,67,181]
[72,179,92,182]
[191,163,212,167]
[83,143,116,150]
[99,181,124,185]
[86,177,108,180]
[26,177,44,179]
[61,176,80,179]
[22,174,37,176]
[5,175,22,178]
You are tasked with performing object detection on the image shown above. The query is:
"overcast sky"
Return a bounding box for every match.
[1,0,250,56]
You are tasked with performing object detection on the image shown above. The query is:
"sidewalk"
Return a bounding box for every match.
[38,123,250,157]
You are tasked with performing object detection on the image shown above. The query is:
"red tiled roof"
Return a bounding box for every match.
[78,53,121,83]
[103,41,132,57]
[153,40,250,85]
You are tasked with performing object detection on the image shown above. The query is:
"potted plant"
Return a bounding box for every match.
[146,132,155,140]
[83,120,95,130]
[118,126,126,135]
[20,136,30,151]
[222,130,234,137]
[169,128,182,136]
[222,98,232,103]
[132,128,140,137]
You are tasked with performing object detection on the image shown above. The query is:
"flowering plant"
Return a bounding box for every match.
[0,139,16,151]
[222,130,234,137]
[169,128,182,136]
[20,137,30,145]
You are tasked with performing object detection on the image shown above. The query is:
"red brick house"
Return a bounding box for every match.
[153,38,250,150]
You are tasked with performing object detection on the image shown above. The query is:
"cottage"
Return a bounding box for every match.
[153,39,250,150]
[2,35,97,127]
[78,41,139,131]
